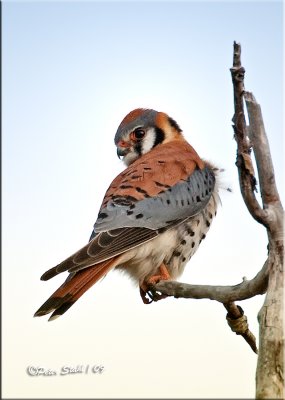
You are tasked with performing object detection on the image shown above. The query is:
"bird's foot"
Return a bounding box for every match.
[139,263,170,304]
[147,263,171,285]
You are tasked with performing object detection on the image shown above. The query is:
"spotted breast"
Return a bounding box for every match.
[34,108,220,319]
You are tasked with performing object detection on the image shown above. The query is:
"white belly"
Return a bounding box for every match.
[116,189,219,285]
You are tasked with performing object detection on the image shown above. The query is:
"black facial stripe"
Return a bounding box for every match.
[134,143,142,156]
[168,117,182,133]
[154,127,165,147]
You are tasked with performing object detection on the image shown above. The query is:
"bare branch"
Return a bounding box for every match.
[224,302,258,354]
[152,264,265,354]
[244,91,280,207]
[153,259,268,303]
[230,41,268,226]
[153,41,284,392]
[244,91,284,244]
[230,42,284,399]
[256,247,284,398]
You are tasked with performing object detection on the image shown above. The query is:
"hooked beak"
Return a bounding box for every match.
[116,140,130,159]
[117,146,129,159]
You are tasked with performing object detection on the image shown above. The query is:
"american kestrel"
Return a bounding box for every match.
[35,108,219,321]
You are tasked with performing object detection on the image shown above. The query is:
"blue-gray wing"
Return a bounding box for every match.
[43,167,216,278]
[93,167,215,233]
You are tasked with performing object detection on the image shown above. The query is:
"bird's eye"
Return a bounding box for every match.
[130,128,145,141]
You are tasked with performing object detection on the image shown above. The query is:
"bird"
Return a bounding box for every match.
[34,108,220,321]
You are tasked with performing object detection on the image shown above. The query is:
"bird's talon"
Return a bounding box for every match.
[140,286,153,304]
[147,286,168,302]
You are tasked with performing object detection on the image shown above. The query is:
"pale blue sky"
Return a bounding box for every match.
[3,1,283,398]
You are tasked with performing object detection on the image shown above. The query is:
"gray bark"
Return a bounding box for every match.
[244,92,284,399]
[153,42,284,398]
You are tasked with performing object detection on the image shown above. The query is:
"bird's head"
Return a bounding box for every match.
[115,108,183,165]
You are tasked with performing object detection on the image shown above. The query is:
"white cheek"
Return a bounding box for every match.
[122,128,156,165]
[141,128,156,154]
[123,151,138,166]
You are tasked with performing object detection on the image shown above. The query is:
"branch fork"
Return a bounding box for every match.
[153,43,283,398]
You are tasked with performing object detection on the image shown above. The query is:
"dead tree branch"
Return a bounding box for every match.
[224,302,258,354]
[154,258,268,302]
[230,41,284,399]
[230,43,268,226]
[152,41,284,397]
[153,258,269,354]
[245,92,280,206]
